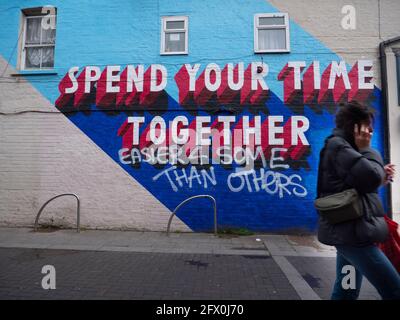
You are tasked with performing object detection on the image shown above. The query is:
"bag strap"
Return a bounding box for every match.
[316,135,334,199]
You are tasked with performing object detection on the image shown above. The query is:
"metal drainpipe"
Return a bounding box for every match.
[379,36,400,219]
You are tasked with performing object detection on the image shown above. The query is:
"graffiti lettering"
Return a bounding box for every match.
[119,144,299,168]
[152,166,217,192]
[227,168,307,197]
[119,145,211,166]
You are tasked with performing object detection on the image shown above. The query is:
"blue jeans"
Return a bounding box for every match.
[332,244,400,300]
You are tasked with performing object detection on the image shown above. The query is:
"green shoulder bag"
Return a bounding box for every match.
[315,136,363,224]
[314,188,363,224]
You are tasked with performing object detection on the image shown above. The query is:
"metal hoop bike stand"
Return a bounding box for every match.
[166,195,217,236]
[34,193,80,233]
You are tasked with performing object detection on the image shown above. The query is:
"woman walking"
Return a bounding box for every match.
[316,101,400,300]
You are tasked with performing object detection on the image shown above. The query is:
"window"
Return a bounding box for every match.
[160,16,188,55]
[254,13,290,53]
[20,7,57,70]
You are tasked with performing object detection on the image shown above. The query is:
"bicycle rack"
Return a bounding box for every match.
[166,195,217,236]
[34,194,80,233]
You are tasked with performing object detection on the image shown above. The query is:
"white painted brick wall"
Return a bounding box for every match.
[0,57,190,232]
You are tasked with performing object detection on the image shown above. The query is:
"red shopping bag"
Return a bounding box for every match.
[378,216,400,273]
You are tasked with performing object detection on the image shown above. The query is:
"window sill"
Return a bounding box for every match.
[11,71,58,77]
[160,52,188,56]
[254,50,290,54]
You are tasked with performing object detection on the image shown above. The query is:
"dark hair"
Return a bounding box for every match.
[335,101,375,146]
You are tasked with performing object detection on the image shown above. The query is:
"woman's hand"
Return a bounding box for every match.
[383,164,396,185]
[354,123,372,150]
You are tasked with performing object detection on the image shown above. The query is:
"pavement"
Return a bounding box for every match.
[0,227,381,300]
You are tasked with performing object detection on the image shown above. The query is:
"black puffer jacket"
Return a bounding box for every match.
[317,128,389,246]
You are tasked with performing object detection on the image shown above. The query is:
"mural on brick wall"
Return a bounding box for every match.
[1,0,387,232]
[54,59,382,232]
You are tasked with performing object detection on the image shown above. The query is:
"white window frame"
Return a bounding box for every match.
[160,16,188,55]
[254,13,290,53]
[20,12,57,70]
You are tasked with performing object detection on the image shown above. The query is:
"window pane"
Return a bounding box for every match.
[41,18,56,44]
[259,16,285,26]
[25,47,41,68]
[258,28,286,50]
[41,47,54,68]
[165,32,185,52]
[166,20,184,30]
[25,18,41,44]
